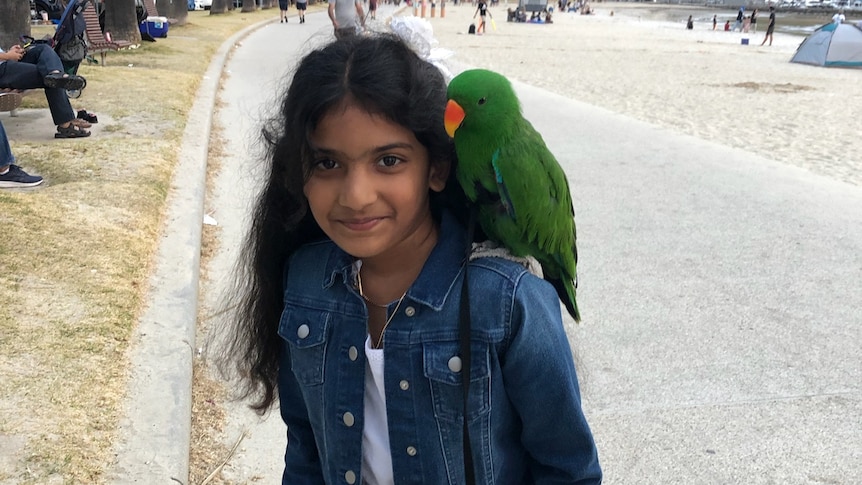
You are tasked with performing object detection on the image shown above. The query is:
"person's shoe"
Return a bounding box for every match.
[43,73,86,91]
[55,123,91,139]
[0,92,23,112]
[0,165,44,188]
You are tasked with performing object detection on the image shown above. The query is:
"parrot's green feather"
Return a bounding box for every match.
[447,69,580,322]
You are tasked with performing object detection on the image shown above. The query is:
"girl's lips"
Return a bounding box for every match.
[340,217,382,232]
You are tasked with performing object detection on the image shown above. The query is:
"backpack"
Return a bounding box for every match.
[468,23,476,34]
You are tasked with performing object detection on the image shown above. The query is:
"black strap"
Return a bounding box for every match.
[459,206,477,485]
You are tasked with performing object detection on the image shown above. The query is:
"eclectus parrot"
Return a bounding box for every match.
[445,69,580,322]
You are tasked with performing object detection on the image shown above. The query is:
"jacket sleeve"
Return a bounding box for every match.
[278,341,326,485]
[502,273,602,484]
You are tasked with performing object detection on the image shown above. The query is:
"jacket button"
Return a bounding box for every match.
[405,306,416,317]
[343,412,355,427]
[348,346,358,361]
[448,356,462,373]
[297,324,310,339]
[406,446,417,456]
[345,470,356,484]
[399,380,409,390]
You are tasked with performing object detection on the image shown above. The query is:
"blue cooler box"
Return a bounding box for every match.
[140,16,169,38]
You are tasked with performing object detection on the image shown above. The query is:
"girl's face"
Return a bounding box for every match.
[304,102,449,263]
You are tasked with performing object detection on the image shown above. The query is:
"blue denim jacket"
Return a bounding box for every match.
[277,212,602,484]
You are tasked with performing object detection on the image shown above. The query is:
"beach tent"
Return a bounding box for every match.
[790,22,862,68]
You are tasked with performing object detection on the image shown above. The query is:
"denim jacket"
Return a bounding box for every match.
[277,212,602,484]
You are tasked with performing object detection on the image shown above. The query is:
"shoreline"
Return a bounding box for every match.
[427,3,862,186]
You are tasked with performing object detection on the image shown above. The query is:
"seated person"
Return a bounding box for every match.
[517,7,527,22]
[0,44,91,139]
[0,119,43,188]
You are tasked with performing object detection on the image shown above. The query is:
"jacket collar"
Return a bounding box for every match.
[322,210,467,312]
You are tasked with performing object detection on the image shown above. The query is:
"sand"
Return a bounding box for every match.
[422,3,862,186]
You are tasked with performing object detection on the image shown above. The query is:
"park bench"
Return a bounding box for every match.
[0,90,37,117]
[81,1,133,66]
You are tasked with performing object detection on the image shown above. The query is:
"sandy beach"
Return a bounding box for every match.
[421,2,862,186]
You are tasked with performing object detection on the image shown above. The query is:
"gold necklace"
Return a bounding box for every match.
[356,270,407,349]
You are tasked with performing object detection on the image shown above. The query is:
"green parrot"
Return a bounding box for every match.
[445,68,580,322]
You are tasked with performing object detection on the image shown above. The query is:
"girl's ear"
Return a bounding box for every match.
[428,160,451,193]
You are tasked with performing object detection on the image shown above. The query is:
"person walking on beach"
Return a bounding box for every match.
[712,14,717,31]
[750,8,758,34]
[686,15,694,30]
[474,0,490,34]
[832,10,845,25]
[732,6,744,32]
[760,6,775,46]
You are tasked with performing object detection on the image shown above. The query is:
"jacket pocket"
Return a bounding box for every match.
[278,307,330,386]
[423,340,491,423]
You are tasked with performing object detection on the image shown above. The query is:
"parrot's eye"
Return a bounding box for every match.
[477,97,487,105]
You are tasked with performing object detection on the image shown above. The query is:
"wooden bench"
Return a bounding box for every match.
[0,89,37,117]
[82,2,133,66]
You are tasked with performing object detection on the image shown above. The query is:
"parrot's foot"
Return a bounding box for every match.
[469,240,544,278]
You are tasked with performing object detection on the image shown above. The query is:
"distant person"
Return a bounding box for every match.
[0,44,90,138]
[832,10,845,25]
[761,6,775,46]
[750,8,758,33]
[0,120,43,188]
[296,0,307,23]
[474,0,490,34]
[733,6,744,31]
[279,0,289,22]
[686,15,693,30]
[368,0,378,20]
[743,15,750,33]
[712,14,717,30]
[328,0,365,39]
[724,20,730,31]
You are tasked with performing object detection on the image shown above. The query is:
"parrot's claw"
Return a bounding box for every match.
[469,240,544,278]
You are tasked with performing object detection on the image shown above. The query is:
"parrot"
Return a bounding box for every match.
[444,68,581,322]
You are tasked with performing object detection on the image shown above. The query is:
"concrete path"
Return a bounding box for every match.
[114,6,862,484]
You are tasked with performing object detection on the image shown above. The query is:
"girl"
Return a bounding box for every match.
[224,34,601,484]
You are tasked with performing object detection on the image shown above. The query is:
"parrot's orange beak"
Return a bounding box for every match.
[444,99,465,138]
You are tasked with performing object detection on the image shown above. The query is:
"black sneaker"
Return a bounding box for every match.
[0,165,44,188]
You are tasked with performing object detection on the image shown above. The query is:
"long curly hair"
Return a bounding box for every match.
[219,34,464,412]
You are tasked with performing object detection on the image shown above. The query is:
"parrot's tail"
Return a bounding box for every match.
[548,276,580,323]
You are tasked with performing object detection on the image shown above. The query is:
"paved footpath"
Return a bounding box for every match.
[114,6,862,484]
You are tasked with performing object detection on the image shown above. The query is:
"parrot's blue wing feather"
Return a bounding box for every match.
[491,148,516,221]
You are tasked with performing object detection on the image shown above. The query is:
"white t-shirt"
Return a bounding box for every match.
[832,13,845,24]
[361,335,394,485]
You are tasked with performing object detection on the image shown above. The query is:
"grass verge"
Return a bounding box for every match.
[0,8,282,483]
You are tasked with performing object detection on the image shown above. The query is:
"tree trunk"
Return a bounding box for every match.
[0,0,31,49]
[241,0,257,13]
[103,0,142,44]
[162,0,189,25]
[210,0,229,14]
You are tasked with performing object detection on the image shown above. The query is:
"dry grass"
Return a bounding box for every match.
[0,8,283,484]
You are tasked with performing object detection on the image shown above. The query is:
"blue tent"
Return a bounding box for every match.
[790,22,862,68]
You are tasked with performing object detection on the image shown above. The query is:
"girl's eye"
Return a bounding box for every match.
[313,159,339,170]
[378,155,402,168]
[477,97,487,105]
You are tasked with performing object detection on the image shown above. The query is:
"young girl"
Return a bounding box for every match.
[224,34,602,484]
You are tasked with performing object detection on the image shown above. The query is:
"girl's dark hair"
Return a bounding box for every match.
[220,34,462,412]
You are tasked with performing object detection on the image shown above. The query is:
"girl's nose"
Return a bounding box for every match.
[338,166,377,210]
